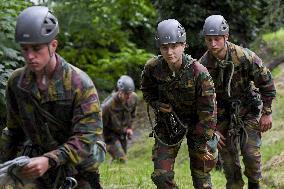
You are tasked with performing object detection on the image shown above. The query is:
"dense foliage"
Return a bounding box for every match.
[0,1,30,125]
[47,0,157,91]
[153,0,284,58]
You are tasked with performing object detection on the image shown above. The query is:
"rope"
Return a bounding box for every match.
[219,50,248,153]
[227,100,248,154]
[225,61,234,98]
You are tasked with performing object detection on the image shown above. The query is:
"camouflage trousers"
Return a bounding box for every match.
[105,134,128,163]
[218,116,262,189]
[151,135,218,189]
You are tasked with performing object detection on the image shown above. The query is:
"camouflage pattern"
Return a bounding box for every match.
[102,91,138,162]
[0,54,103,189]
[141,54,217,189]
[199,41,276,188]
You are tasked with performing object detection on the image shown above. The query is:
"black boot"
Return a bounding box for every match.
[248,181,260,189]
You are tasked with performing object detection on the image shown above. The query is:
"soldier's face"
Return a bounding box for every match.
[205,35,228,58]
[20,40,57,73]
[118,91,132,102]
[159,43,185,66]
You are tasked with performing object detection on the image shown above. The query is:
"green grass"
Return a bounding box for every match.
[263,29,284,43]
[271,66,282,78]
[253,28,284,60]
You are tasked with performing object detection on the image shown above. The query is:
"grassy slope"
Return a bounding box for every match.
[100,29,284,189]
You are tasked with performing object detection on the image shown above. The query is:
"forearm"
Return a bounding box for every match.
[195,73,217,144]
[44,86,103,167]
[43,121,103,167]
[251,55,276,113]
[141,67,159,108]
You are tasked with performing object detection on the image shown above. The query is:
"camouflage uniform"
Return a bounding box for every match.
[102,91,138,162]
[199,41,276,188]
[141,54,217,189]
[0,54,104,189]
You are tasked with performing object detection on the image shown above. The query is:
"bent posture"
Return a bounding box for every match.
[102,75,138,163]
[0,6,105,189]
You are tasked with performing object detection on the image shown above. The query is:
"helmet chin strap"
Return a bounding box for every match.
[221,39,228,59]
[42,43,54,86]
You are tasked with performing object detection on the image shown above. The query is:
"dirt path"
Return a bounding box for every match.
[128,99,152,146]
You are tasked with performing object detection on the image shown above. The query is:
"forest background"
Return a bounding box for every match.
[0,0,284,188]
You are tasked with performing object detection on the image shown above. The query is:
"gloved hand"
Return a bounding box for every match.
[207,132,220,153]
[0,156,30,187]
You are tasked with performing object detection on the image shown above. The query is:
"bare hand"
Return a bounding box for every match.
[126,128,133,139]
[259,114,272,132]
[197,150,215,161]
[159,103,172,113]
[20,156,49,179]
[215,131,226,150]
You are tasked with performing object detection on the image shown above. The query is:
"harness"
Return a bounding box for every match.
[217,44,250,153]
[147,55,196,147]
[59,177,78,189]
[147,104,188,147]
[226,99,248,153]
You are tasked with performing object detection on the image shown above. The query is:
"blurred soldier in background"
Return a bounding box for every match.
[102,75,138,163]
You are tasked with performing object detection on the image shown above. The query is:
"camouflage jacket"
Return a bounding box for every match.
[199,42,276,116]
[141,54,217,149]
[0,54,103,170]
[102,91,137,139]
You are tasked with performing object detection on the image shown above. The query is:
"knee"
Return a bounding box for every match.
[243,149,261,168]
[191,158,217,173]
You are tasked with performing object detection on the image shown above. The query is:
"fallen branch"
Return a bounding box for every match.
[267,55,284,70]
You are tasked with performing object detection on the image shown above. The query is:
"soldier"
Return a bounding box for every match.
[102,75,138,163]
[199,15,276,189]
[141,19,218,189]
[0,6,105,189]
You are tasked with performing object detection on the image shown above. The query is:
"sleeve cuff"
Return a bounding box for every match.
[43,154,58,169]
[262,106,272,115]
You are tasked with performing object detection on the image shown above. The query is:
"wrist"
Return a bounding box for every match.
[43,155,57,169]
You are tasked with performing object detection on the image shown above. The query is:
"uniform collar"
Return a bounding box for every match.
[17,54,72,102]
[205,42,233,68]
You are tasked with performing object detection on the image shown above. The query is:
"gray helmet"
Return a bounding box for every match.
[155,19,186,47]
[117,75,135,92]
[15,6,59,44]
[203,15,229,36]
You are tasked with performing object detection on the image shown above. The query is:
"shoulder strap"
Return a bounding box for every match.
[30,97,65,127]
